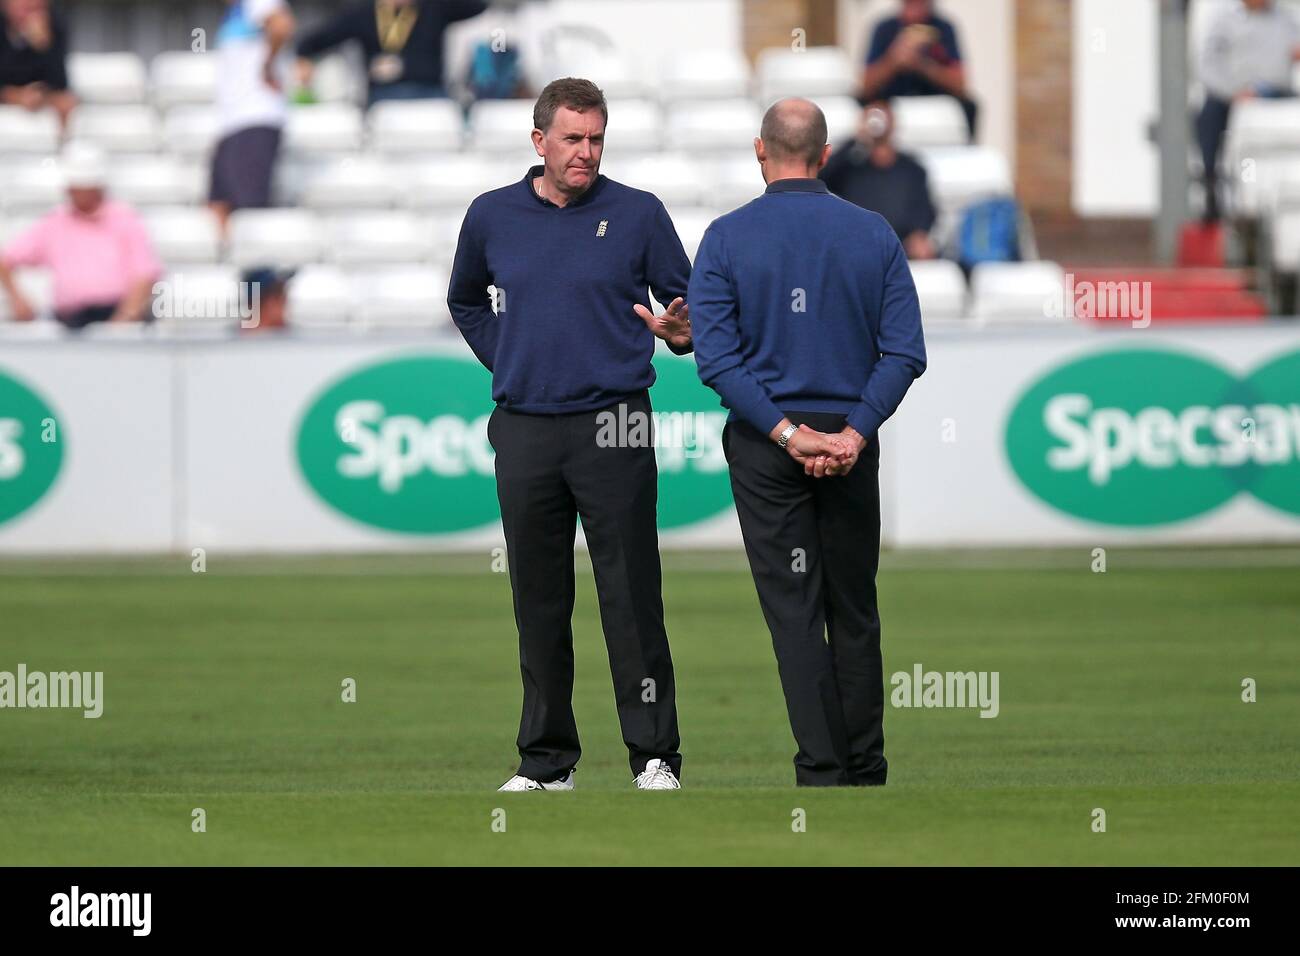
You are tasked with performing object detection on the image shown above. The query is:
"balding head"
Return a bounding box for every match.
[759,98,829,167]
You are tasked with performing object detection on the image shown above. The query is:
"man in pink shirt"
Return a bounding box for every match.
[0,142,162,329]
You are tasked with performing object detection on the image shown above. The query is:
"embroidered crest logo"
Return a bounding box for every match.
[596,220,608,237]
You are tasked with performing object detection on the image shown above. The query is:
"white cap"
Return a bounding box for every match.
[61,141,108,189]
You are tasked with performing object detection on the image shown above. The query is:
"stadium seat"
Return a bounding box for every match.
[971,261,1067,323]
[0,159,64,214]
[918,146,1014,215]
[150,51,218,108]
[228,209,325,268]
[0,106,61,155]
[468,100,539,153]
[352,266,448,329]
[69,105,162,153]
[162,106,220,158]
[308,54,365,104]
[68,52,148,104]
[0,267,54,321]
[299,157,402,210]
[108,157,206,207]
[403,155,518,210]
[1269,206,1300,274]
[1224,99,1300,218]
[152,265,243,335]
[0,316,65,339]
[659,48,752,103]
[609,153,710,207]
[286,265,354,328]
[602,99,663,153]
[667,99,763,152]
[908,259,968,320]
[368,100,464,154]
[892,96,970,150]
[142,207,222,265]
[0,213,38,248]
[327,212,436,266]
[668,207,720,261]
[285,103,365,155]
[819,95,864,146]
[757,46,856,103]
[707,153,765,212]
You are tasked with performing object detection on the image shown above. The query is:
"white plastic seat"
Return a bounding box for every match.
[0,159,64,214]
[469,100,540,152]
[228,209,325,268]
[142,207,222,265]
[0,267,54,321]
[0,106,61,155]
[403,155,518,209]
[108,157,206,207]
[908,259,968,320]
[918,146,1014,215]
[707,153,765,212]
[68,52,148,104]
[0,213,39,248]
[151,265,243,333]
[667,99,762,153]
[353,266,448,329]
[668,207,720,262]
[69,105,162,153]
[368,99,464,154]
[285,103,365,155]
[660,49,752,103]
[608,153,709,207]
[328,212,435,266]
[299,156,402,209]
[602,99,663,153]
[819,95,865,147]
[757,47,856,103]
[892,96,969,150]
[971,261,1067,323]
[286,265,353,327]
[1270,206,1300,272]
[307,54,364,105]
[150,52,218,108]
[162,105,220,158]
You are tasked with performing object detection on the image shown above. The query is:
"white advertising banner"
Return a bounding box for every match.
[2,322,1299,553]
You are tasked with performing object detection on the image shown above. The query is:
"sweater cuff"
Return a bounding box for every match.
[845,402,883,439]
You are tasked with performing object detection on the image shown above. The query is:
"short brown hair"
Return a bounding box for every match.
[533,77,608,132]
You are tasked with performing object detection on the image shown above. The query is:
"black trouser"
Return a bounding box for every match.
[1196,94,1232,221]
[487,389,681,782]
[723,411,885,787]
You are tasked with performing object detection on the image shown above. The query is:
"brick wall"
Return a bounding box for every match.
[742,0,838,63]
[1014,0,1073,216]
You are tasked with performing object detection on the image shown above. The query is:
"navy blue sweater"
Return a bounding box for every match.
[447,166,692,413]
[688,178,927,438]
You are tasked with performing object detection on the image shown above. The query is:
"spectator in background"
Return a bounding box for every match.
[861,0,976,140]
[0,142,161,330]
[0,0,75,130]
[820,100,937,260]
[210,0,296,235]
[296,0,487,106]
[1197,0,1300,222]
[240,267,292,334]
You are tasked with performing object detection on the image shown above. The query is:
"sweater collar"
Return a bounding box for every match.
[522,164,606,208]
[764,177,830,195]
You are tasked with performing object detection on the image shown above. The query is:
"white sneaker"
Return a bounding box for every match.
[497,770,575,792]
[634,758,681,790]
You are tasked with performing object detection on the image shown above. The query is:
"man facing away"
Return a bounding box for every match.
[689,98,927,787]
[447,78,693,792]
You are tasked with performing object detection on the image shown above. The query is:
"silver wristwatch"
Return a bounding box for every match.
[776,423,797,448]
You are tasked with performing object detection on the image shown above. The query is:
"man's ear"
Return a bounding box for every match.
[753,136,766,163]
[816,143,832,171]
[531,128,545,157]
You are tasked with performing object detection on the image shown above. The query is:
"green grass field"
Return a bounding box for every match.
[1,548,1297,866]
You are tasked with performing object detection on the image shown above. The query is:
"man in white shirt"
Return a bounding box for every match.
[209,0,296,233]
[1197,0,1300,221]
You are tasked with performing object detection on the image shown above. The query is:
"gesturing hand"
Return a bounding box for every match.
[633,296,691,350]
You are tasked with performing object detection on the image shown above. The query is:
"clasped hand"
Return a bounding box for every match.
[778,423,867,478]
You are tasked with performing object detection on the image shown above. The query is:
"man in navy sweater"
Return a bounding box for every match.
[447,78,696,792]
[689,98,927,787]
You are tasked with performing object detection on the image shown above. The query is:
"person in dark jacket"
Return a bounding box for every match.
[820,100,938,260]
[0,0,75,129]
[295,0,486,105]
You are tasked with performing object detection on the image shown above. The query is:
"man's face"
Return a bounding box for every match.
[68,187,104,215]
[900,0,932,25]
[534,106,605,195]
